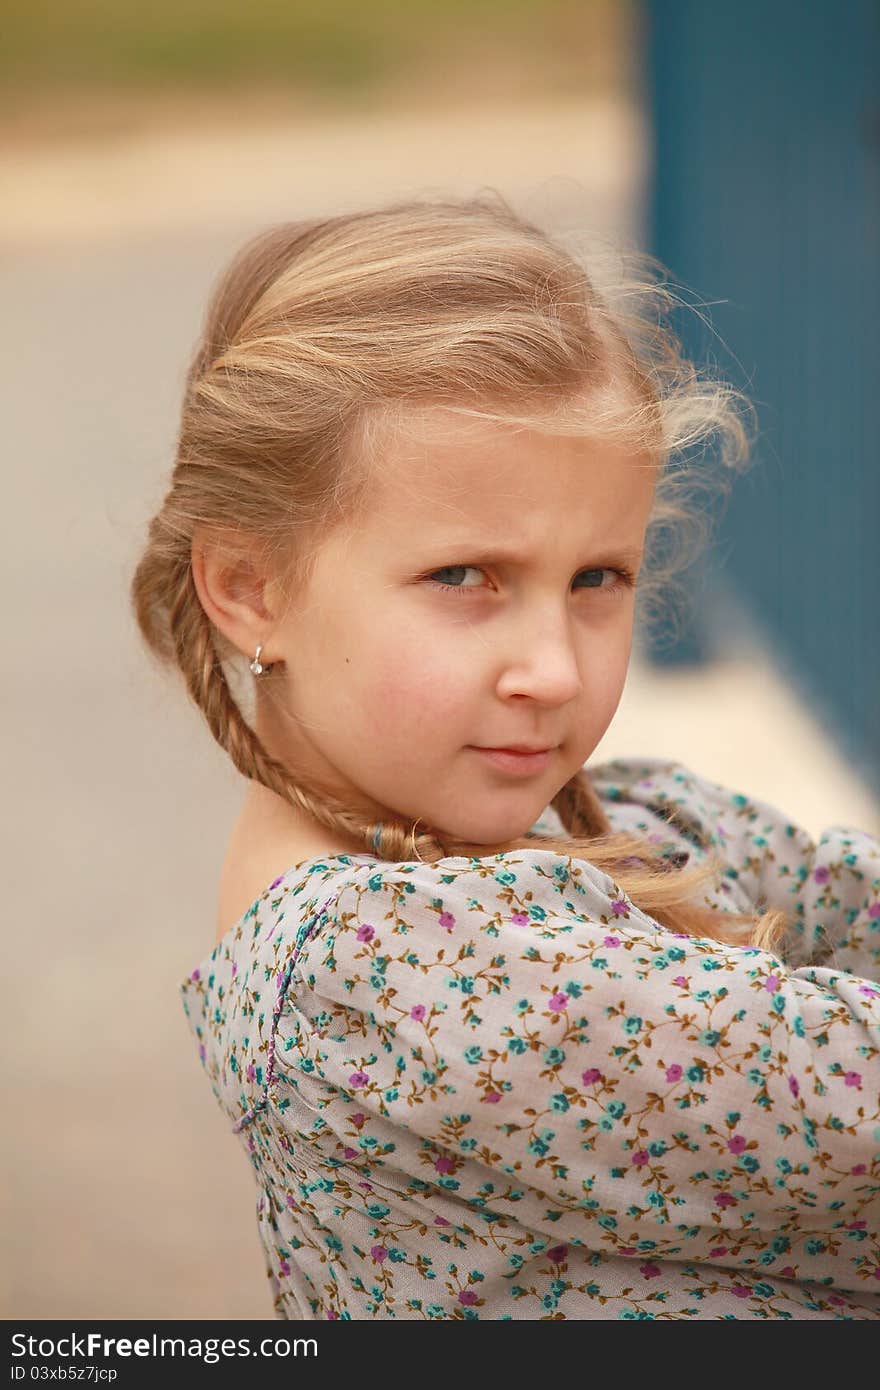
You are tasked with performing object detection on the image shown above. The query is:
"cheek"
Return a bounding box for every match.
[591,629,633,709]
[361,638,469,741]
[605,630,633,685]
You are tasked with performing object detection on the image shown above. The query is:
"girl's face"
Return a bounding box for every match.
[257,407,657,846]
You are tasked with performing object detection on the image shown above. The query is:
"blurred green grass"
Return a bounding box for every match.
[1,0,629,100]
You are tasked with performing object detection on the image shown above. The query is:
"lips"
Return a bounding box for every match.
[488,746,554,755]
[471,746,556,776]
[479,744,558,754]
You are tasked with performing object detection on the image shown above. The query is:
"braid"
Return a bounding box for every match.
[167,558,372,847]
[167,557,725,892]
[151,550,786,952]
[551,768,613,839]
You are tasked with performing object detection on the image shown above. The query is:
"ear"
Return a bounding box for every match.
[190,530,282,667]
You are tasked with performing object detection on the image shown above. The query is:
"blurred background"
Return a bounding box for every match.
[3,0,878,1319]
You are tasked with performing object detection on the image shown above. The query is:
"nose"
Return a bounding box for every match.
[494,614,584,706]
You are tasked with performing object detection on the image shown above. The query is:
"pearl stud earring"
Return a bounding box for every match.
[249,644,269,675]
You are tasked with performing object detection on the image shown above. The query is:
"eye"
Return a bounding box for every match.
[425,565,635,598]
[426,564,486,593]
[572,568,634,597]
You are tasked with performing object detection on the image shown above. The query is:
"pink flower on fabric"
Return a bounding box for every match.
[351,1113,366,1128]
[873,1267,880,1281]
[829,1295,847,1307]
[246,1062,256,1083]
[343,1147,358,1159]
[789,1075,800,1097]
[548,991,569,1012]
[813,865,830,884]
[286,1195,296,1208]
[619,1247,637,1256]
[847,1219,867,1228]
[326,1310,339,1320]
[434,1156,455,1174]
[231,960,238,978]
[732,1286,751,1299]
[349,1071,370,1089]
[709,1247,728,1258]
[844,1071,862,1087]
[434,1216,450,1226]
[279,1260,290,1276]
[665,1064,683,1083]
[511,911,530,926]
[851,1167,867,1177]
[780,1267,797,1278]
[190,968,200,982]
[198,1043,206,1062]
[632,1151,650,1166]
[371,1246,388,1263]
[582,1068,604,1085]
[672,976,688,988]
[859,984,879,996]
[867,901,880,919]
[547,1245,569,1263]
[356,924,375,942]
[459,1290,479,1305]
[610,898,629,917]
[439,911,456,932]
[269,874,285,890]
[727,1135,747,1154]
[714,1192,737,1208]
[639,1262,661,1279]
[603,935,621,947]
[764,975,780,992]
[410,1004,426,1021]
[482,1091,502,1103]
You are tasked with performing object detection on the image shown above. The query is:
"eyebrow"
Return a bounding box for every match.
[419,541,645,567]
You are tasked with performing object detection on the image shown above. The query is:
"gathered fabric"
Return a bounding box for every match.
[180,756,880,1319]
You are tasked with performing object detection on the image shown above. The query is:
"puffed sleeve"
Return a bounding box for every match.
[590,757,880,978]
[282,851,880,1296]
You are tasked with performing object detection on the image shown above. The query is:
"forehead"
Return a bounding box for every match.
[352,405,657,545]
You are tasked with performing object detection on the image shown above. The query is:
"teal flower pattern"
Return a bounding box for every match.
[180,757,880,1319]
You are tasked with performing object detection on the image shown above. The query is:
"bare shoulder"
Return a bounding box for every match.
[214,800,363,946]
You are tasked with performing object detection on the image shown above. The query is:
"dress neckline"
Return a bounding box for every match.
[182,836,580,988]
[182,852,382,987]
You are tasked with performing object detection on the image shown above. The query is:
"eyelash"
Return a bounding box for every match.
[424,564,637,599]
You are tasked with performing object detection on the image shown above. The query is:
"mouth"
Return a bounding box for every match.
[470,746,557,776]
[483,745,556,754]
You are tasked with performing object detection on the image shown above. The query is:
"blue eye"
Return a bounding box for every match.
[427,565,485,593]
[573,569,623,592]
[425,565,634,598]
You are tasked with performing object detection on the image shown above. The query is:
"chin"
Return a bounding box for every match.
[425,792,551,848]
[446,818,538,848]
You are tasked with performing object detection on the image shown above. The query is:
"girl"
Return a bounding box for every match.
[132,192,880,1320]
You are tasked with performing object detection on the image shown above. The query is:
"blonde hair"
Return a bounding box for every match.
[131,190,789,956]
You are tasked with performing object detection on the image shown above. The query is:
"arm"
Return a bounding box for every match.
[286,851,880,1294]
[590,757,880,978]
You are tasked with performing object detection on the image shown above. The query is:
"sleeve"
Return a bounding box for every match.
[593,757,880,978]
[286,851,880,1294]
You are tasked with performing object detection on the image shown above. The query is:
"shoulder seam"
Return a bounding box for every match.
[231,889,342,1133]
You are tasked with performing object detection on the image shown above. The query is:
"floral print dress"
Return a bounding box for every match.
[180,757,880,1319]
